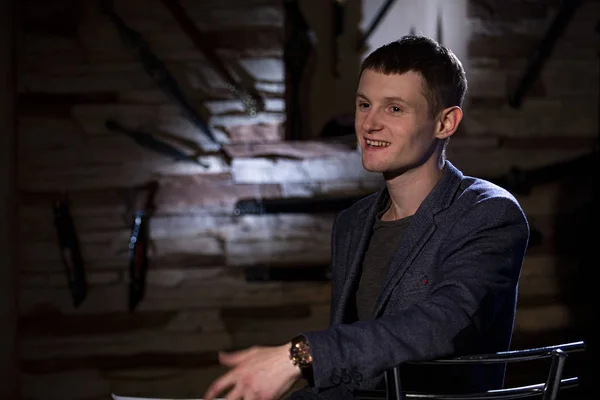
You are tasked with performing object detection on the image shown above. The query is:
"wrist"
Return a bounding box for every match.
[283,343,303,380]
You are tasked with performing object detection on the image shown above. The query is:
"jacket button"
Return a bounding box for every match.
[341,368,351,384]
[331,370,341,385]
[351,368,363,383]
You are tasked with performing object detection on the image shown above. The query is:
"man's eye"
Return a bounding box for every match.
[358,102,370,109]
[390,106,401,113]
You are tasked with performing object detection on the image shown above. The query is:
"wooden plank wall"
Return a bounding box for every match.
[2,0,20,398]
[16,0,598,399]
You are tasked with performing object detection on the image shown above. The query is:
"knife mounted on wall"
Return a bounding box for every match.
[53,195,87,308]
[125,181,159,312]
[98,0,220,150]
[283,0,317,140]
[158,0,264,117]
[332,0,346,78]
[356,0,396,51]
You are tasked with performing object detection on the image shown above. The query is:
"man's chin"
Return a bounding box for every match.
[361,162,385,173]
[362,160,414,178]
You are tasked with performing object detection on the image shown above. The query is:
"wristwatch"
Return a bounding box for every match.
[289,335,314,384]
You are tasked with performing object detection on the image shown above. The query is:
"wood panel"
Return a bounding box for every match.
[0,0,19,398]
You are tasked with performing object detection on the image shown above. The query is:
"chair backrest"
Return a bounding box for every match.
[355,341,586,400]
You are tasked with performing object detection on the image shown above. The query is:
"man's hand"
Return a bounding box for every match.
[204,343,302,400]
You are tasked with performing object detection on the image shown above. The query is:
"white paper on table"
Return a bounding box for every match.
[112,394,223,400]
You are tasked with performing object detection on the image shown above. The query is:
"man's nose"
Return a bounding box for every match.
[362,110,382,132]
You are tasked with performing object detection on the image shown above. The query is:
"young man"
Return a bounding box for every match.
[204,35,529,400]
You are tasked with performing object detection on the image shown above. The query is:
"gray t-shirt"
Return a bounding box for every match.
[356,206,412,320]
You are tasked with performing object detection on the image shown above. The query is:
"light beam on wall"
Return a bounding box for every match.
[360,0,470,74]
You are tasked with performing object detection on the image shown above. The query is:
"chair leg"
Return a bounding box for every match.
[385,367,402,400]
[542,349,568,400]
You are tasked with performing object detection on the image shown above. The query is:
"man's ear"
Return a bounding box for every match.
[435,106,463,139]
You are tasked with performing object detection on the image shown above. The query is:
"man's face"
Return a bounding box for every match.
[355,69,440,176]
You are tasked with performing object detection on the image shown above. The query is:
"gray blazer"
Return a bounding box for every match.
[296,161,530,398]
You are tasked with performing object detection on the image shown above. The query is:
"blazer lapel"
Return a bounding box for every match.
[373,211,436,317]
[333,188,388,323]
[373,161,464,317]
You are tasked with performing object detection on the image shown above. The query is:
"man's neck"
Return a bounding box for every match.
[382,157,445,221]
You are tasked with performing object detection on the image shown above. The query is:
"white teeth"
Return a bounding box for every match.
[366,139,391,147]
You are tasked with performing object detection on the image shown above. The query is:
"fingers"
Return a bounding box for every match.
[206,379,260,400]
[224,385,259,400]
[204,372,235,400]
[224,384,244,400]
[242,388,259,400]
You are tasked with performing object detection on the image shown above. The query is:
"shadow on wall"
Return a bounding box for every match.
[555,153,598,399]
[298,0,363,140]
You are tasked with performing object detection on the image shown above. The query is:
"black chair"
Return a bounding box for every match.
[355,341,586,400]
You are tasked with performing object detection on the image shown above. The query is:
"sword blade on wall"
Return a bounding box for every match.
[105,119,209,167]
[356,0,396,51]
[436,7,443,45]
[508,0,584,108]
[283,0,317,140]
[158,0,264,117]
[98,0,220,150]
[126,182,158,312]
[53,197,87,308]
[128,210,149,312]
[331,0,346,77]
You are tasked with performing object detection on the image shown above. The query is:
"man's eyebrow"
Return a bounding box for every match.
[355,92,409,105]
[383,96,409,104]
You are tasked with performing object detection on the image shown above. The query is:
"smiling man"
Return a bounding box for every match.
[204,35,530,400]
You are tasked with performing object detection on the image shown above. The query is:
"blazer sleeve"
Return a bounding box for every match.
[327,211,343,326]
[302,195,530,390]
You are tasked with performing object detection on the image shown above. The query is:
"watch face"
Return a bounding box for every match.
[290,336,312,368]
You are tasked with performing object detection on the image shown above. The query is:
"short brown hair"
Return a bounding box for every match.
[360,35,467,118]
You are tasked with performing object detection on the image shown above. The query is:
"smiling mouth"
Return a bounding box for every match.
[365,139,391,147]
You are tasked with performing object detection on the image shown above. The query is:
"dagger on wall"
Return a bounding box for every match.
[126,181,158,311]
[53,196,87,308]
[158,0,264,117]
[98,0,220,150]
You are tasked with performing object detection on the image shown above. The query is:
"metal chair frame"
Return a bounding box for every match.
[355,341,586,400]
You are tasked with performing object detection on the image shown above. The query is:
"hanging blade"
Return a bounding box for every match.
[356,0,396,51]
[283,0,317,140]
[105,120,209,167]
[332,0,346,77]
[53,196,87,308]
[158,0,264,116]
[98,0,220,150]
[127,182,158,311]
[436,7,443,44]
